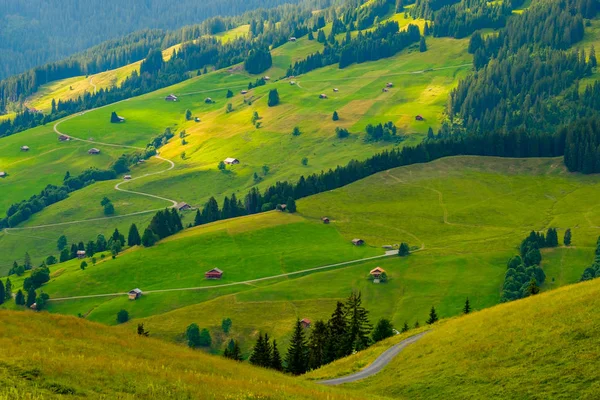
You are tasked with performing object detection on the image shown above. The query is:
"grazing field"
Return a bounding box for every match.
[5,156,599,357]
[333,277,600,399]
[0,31,470,271]
[0,311,380,400]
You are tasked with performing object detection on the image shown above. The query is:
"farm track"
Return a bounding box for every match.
[4,103,177,232]
[48,250,400,301]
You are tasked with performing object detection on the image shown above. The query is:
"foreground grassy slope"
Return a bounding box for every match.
[0,311,380,400]
[330,277,600,399]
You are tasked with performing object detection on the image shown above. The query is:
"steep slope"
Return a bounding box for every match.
[309,277,600,399]
[0,310,380,400]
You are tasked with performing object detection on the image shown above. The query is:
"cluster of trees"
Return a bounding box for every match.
[580,236,600,281]
[500,229,562,302]
[141,209,183,247]
[186,323,213,348]
[1,167,118,229]
[0,273,48,311]
[365,121,400,142]
[244,48,273,74]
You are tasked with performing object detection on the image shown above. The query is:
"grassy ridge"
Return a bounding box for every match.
[0,310,381,400]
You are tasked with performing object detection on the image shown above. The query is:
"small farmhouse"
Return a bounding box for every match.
[21,146,30,152]
[319,94,328,99]
[241,90,248,94]
[370,267,386,283]
[263,76,270,80]
[0,172,6,178]
[204,97,213,104]
[322,217,330,224]
[205,268,223,279]
[165,94,178,101]
[88,148,100,155]
[224,157,240,165]
[300,318,311,329]
[76,250,86,259]
[352,238,365,246]
[333,88,339,92]
[128,288,142,300]
[386,82,393,88]
[175,202,191,211]
[195,117,201,122]
[415,115,424,121]
[277,204,287,211]
[58,134,70,141]
[382,88,389,92]
[124,175,132,180]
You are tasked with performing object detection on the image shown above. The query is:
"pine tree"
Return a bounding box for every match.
[224,339,242,361]
[463,298,471,314]
[414,321,420,328]
[564,228,572,246]
[326,301,348,362]
[285,320,309,375]
[117,309,129,324]
[271,340,283,371]
[426,306,439,325]
[308,30,314,40]
[15,290,25,305]
[332,111,339,121]
[57,235,68,251]
[268,89,280,107]
[371,318,394,342]
[26,288,36,307]
[250,333,272,367]
[24,252,31,269]
[5,278,12,301]
[141,228,157,247]
[345,291,372,352]
[401,321,409,333]
[419,36,427,52]
[286,197,297,213]
[590,45,597,68]
[128,223,141,246]
[137,323,150,336]
[0,280,5,305]
[308,320,329,370]
[398,243,410,256]
[186,323,201,348]
[194,209,203,226]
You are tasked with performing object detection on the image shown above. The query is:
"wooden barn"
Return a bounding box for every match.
[128,288,142,300]
[224,157,240,165]
[300,318,311,329]
[88,148,101,155]
[21,146,30,152]
[319,94,328,99]
[352,238,364,246]
[165,94,178,101]
[415,115,424,121]
[0,172,6,178]
[175,202,191,211]
[370,267,386,283]
[58,134,70,141]
[205,268,223,279]
[322,217,330,224]
[76,250,86,259]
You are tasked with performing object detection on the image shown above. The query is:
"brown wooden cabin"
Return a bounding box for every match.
[205,268,223,280]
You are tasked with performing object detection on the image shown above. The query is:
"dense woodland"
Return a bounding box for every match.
[0,0,309,81]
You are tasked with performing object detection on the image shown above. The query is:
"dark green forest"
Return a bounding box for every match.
[0,0,307,80]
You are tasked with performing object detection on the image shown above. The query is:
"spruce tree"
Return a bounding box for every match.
[26,288,36,307]
[419,36,427,52]
[141,228,157,247]
[426,306,439,325]
[345,291,372,352]
[186,323,201,348]
[286,197,297,213]
[15,290,25,305]
[326,301,348,362]
[332,111,339,121]
[590,45,597,68]
[0,280,5,305]
[564,228,572,246]
[308,320,329,370]
[414,321,420,329]
[401,321,410,333]
[463,298,471,314]
[224,339,242,361]
[24,252,31,269]
[285,320,309,375]
[271,340,283,371]
[268,89,280,107]
[398,243,410,256]
[194,209,204,226]
[527,278,540,296]
[250,333,272,367]
[5,278,11,301]
[371,318,394,342]
[128,223,141,246]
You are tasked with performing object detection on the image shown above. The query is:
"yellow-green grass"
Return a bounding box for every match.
[213,24,250,42]
[336,277,600,399]
[0,310,381,400]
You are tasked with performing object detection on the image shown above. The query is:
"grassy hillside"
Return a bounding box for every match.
[0,27,471,271]
[316,277,600,399]
[0,310,380,400]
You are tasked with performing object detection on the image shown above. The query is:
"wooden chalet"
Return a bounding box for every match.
[165,94,178,101]
[204,97,213,103]
[386,82,393,88]
[128,288,142,300]
[205,268,223,280]
[415,115,424,121]
[76,250,86,259]
[300,318,311,329]
[124,175,132,180]
[58,134,70,141]
[224,157,240,165]
[319,94,328,99]
[88,148,101,155]
[21,146,30,152]
[382,87,389,92]
[175,202,191,211]
[370,267,386,283]
[352,238,365,246]
[322,217,330,224]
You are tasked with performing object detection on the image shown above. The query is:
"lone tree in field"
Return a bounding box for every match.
[80,261,87,270]
[226,89,233,98]
[371,318,394,343]
[185,109,192,120]
[218,161,226,171]
[117,309,129,324]
[221,317,232,333]
[332,111,339,121]
[110,111,121,123]
[398,243,410,256]
[292,126,301,136]
[463,298,471,314]
[137,323,150,337]
[128,223,141,246]
[186,323,201,348]
[401,321,410,333]
[285,320,309,375]
[268,89,280,107]
[426,306,439,325]
[564,228,572,246]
